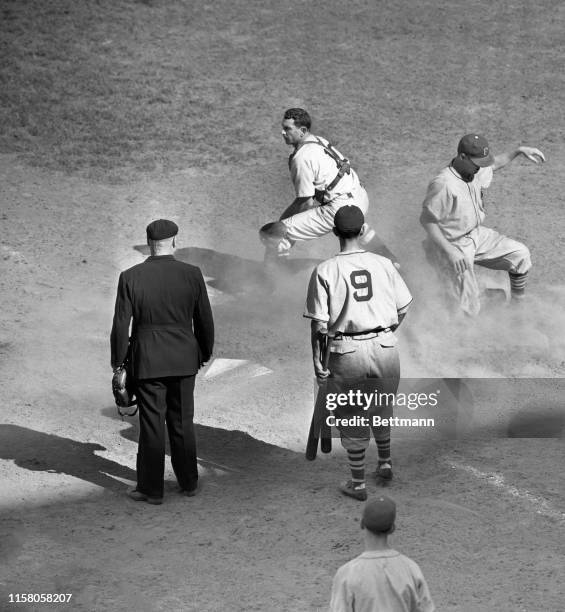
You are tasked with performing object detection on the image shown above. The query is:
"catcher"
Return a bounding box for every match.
[260,108,396,266]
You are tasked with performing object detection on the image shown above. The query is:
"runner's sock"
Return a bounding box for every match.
[509,271,528,298]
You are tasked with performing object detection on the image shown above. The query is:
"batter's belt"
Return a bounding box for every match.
[333,327,394,340]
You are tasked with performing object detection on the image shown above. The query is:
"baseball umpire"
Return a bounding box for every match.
[420,134,545,316]
[260,108,395,265]
[304,206,412,501]
[110,219,214,504]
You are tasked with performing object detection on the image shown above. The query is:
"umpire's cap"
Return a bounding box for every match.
[334,205,364,233]
[361,496,396,534]
[146,219,178,240]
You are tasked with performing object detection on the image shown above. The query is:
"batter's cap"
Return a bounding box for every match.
[334,205,364,233]
[146,219,178,240]
[362,496,396,534]
[457,134,494,167]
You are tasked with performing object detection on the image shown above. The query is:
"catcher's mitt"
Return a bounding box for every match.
[112,363,138,417]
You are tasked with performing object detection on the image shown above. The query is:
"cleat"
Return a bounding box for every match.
[376,461,393,481]
[339,480,368,501]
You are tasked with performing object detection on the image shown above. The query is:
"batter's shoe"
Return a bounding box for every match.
[339,480,368,501]
[376,461,393,481]
[127,488,163,505]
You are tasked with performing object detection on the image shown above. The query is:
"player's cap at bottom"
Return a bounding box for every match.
[334,205,364,233]
[361,496,396,533]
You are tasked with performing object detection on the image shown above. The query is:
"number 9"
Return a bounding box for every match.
[350,270,373,302]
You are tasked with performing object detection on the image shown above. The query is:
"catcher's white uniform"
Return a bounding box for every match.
[278,135,369,253]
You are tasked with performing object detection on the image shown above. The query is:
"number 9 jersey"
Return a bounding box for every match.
[304,250,412,335]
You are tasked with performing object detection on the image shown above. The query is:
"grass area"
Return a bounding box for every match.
[1,0,563,182]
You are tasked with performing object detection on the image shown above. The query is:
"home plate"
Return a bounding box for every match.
[203,358,273,380]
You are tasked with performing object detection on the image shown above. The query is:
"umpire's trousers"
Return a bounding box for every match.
[135,375,197,498]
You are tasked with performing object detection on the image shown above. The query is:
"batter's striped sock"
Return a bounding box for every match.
[509,271,528,298]
[376,438,391,464]
[346,449,365,486]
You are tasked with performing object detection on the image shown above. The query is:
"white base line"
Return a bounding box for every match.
[448,461,565,523]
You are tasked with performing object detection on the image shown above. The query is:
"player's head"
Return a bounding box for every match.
[282,108,311,145]
[146,218,178,254]
[361,496,396,536]
[333,205,365,239]
[283,108,311,130]
[457,134,494,168]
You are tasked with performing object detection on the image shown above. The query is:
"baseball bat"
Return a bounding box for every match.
[305,335,332,460]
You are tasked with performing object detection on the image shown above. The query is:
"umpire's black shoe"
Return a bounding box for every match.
[376,461,393,481]
[178,484,198,497]
[128,488,163,505]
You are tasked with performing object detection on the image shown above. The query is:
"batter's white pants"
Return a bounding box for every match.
[326,333,400,453]
[425,225,531,316]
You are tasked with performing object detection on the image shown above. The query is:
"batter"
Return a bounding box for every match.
[304,206,412,500]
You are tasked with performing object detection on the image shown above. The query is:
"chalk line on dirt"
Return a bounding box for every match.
[203,358,273,379]
[448,461,565,522]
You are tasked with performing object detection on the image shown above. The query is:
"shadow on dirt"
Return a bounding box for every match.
[0,424,136,491]
[101,405,300,476]
[134,244,321,296]
[0,416,304,496]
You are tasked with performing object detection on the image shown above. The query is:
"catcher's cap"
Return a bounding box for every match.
[146,219,178,241]
[361,496,396,534]
[457,134,494,167]
[334,205,364,233]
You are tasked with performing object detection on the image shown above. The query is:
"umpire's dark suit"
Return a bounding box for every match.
[111,253,214,498]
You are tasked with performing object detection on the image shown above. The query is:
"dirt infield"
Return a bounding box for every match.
[1,1,565,611]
